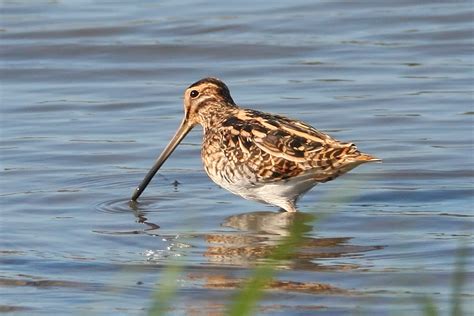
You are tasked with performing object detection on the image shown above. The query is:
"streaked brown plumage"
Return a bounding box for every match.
[131,77,380,211]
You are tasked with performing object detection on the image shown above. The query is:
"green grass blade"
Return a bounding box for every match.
[148,264,182,316]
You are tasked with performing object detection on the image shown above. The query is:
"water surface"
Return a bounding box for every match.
[1,1,473,315]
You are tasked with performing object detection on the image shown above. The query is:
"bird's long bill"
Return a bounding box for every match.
[130,119,193,201]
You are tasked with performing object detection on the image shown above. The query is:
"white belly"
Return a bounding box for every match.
[205,166,318,212]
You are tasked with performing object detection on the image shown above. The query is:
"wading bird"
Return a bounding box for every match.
[131,78,380,212]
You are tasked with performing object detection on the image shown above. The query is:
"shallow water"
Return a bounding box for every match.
[1,1,473,315]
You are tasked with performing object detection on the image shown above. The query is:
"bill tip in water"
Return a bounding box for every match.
[130,187,141,202]
[129,198,139,208]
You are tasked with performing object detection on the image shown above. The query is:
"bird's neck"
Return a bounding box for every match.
[197,103,238,131]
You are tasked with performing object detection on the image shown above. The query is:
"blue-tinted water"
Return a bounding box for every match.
[1,1,473,315]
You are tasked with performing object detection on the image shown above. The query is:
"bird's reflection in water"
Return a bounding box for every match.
[222,211,313,237]
[190,210,383,303]
[93,200,160,236]
[125,201,381,272]
[204,210,381,271]
[123,205,383,305]
[128,200,160,231]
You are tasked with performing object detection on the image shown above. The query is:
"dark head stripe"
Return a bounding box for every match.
[188,77,235,105]
[189,77,226,89]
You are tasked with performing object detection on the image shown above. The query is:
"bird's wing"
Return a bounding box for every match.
[237,109,341,159]
[219,109,350,181]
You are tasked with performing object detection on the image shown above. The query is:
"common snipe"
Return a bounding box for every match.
[131,77,380,212]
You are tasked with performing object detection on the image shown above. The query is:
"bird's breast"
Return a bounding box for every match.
[201,128,258,190]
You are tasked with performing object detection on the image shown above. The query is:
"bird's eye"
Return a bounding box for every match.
[190,90,199,98]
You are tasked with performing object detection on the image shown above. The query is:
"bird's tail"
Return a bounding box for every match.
[341,143,381,163]
[355,153,382,163]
